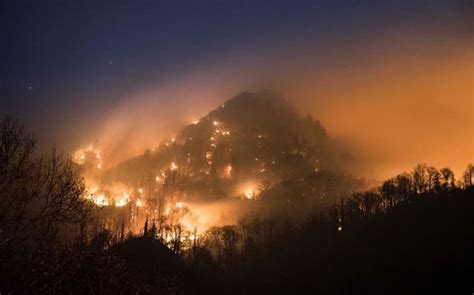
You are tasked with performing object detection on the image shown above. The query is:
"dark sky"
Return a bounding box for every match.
[1,1,471,177]
[2,1,466,110]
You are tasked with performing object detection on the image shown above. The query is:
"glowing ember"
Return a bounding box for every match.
[115,193,130,207]
[222,164,232,178]
[94,194,109,206]
[213,120,219,126]
[73,144,103,167]
[244,188,255,199]
[170,162,178,171]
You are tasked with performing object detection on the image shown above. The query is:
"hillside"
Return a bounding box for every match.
[103,91,355,202]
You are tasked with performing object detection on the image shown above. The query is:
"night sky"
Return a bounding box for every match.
[1,1,471,176]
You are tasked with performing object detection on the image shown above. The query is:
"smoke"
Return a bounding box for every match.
[69,18,471,180]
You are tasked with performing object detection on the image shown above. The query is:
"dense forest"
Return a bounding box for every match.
[1,107,473,294]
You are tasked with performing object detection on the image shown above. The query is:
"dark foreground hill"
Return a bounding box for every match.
[191,187,474,294]
[12,183,470,294]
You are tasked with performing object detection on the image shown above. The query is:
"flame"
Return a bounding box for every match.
[222,164,232,178]
[136,198,143,207]
[115,193,130,207]
[244,188,254,199]
[73,143,103,169]
[85,191,109,207]
[95,194,110,206]
[170,162,178,171]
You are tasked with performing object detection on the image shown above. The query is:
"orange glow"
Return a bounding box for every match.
[114,193,130,207]
[244,187,255,200]
[136,198,143,207]
[170,162,178,171]
[222,164,232,178]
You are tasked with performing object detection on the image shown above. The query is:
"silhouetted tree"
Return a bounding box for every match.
[439,167,455,191]
[462,163,473,188]
[412,163,429,194]
[0,117,89,251]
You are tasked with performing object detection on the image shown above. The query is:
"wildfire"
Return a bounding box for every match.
[115,193,130,207]
[222,164,232,178]
[170,162,178,171]
[73,144,103,167]
[93,193,110,206]
[244,187,255,199]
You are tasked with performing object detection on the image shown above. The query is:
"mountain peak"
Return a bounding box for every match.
[210,90,293,118]
[106,91,342,201]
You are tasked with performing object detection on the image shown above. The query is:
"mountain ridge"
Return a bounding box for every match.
[99,91,353,202]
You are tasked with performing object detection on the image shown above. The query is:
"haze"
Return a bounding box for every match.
[2,1,472,179]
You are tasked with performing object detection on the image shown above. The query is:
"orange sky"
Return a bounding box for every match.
[73,24,472,180]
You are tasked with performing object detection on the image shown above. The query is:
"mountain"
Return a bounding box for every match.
[102,91,355,202]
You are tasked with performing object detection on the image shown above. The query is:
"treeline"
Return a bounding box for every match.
[1,116,473,294]
[186,163,473,294]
